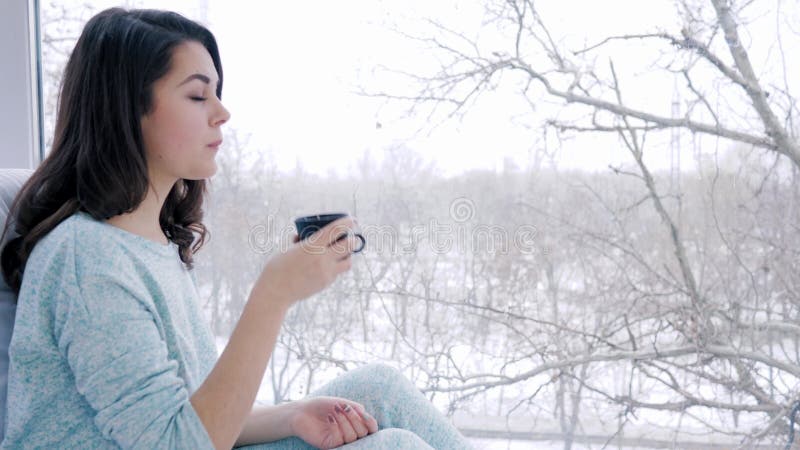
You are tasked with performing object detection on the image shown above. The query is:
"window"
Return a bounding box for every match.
[24,1,800,448]
[0,0,42,168]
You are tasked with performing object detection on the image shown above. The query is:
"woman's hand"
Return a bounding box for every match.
[288,397,379,449]
[254,216,361,309]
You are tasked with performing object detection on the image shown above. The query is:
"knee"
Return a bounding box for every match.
[369,428,433,449]
[315,363,419,413]
[357,363,407,386]
[342,363,415,405]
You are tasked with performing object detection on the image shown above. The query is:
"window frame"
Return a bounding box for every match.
[0,0,43,169]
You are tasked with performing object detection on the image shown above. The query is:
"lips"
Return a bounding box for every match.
[207,139,223,149]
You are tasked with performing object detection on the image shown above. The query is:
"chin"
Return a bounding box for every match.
[186,163,218,180]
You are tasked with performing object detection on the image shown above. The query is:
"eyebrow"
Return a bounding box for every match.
[178,73,220,88]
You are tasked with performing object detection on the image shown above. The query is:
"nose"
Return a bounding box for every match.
[211,97,231,127]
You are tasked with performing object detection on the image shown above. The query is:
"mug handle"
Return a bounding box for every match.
[334,232,366,253]
[352,233,366,253]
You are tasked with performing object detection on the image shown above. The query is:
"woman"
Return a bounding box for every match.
[0,8,471,450]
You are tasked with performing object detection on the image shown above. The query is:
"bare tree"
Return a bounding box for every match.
[42,1,800,446]
[359,0,800,446]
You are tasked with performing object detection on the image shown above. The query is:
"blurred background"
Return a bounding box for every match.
[34,1,800,448]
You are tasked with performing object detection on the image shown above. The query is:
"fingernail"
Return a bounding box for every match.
[327,414,335,423]
[334,405,343,414]
[342,404,352,413]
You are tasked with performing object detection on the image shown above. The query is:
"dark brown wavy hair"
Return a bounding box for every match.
[1,8,223,295]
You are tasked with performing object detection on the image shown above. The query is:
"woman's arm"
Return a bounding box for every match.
[190,218,360,450]
[234,403,298,446]
[190,284,291,449]
[237,398,380,448]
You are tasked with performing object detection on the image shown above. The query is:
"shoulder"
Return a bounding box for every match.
[16,213,102,315]
[30,212,119,266]
[22,212,166,320]
[26,212,151,290]
[25,210,186,293]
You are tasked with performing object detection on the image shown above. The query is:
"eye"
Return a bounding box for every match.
[190,96,207,102]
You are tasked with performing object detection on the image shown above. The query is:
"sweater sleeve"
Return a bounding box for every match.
[53,267,215,450]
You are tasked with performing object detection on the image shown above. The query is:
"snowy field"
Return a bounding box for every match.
[468,439,654,450]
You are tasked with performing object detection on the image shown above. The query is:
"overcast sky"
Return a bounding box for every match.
[205,0,660,176]
[53,0,796,177]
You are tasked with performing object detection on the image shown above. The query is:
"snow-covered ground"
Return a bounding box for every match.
[468,439,656,450]
[218,339,764,450]
[469,438,561,449]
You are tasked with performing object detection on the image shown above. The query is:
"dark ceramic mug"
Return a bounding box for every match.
[294,213,366,253]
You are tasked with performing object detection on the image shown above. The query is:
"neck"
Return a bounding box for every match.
[105,177,176,245]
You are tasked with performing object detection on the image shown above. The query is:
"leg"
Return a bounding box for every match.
[234,436,312,450]
[236,364,473,450]
[335,428,434,449]
[237,428,433,450]
[307,363,473,450]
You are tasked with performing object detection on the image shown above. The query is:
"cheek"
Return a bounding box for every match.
[146,106,201,160]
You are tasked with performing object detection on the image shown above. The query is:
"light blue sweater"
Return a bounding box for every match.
[2,211,217,449]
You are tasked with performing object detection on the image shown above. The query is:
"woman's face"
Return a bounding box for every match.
[140,40,230,184]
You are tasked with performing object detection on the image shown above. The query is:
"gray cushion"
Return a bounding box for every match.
[0,168,32,440]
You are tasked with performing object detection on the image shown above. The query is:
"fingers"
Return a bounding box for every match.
[350,403,379,434]
[333,404,359,444]
[324,400,378,446]
[325,413,344,448]
[328,232,362,259]
[299,217,363,259]
[337,403,369,439]
[297,217,355,246]
[290,218,360,289]
[320,217,357,245]
[332,234,362,261]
